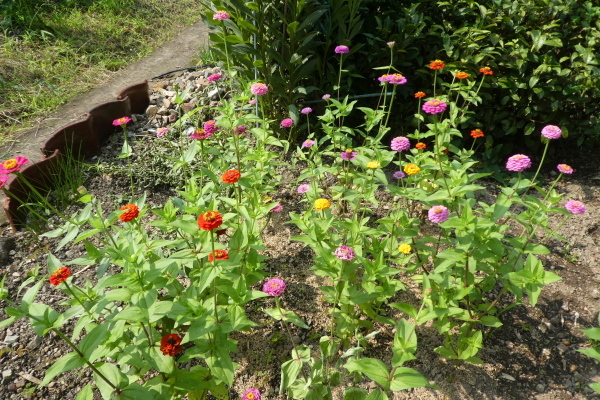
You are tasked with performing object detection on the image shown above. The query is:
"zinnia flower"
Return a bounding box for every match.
[204,120,218,135]
[250,83,269,96]
[322,94,331,100]
[198,211,223,230]
[242,389,261,400]
[301,107,312,114]
[455,71,469,79]
[213,11,230,20]
[119,204,139,222]
[388,73,407,85]
[233,125,247,135]
[335,45,350,54]
[415,142,427,150]
[506,154,532,172]
[314,198,331,210]
[391,136,410,152]
[0,175,9,189]
[281,118,294,128]
[190,129,212,140]
[269,203,283,213]
[557,164,573,174]
[1,156,28,174]
[248,99,258,105]
[387,41,395,48]
[404,164,420,175]
[334,245,355,261]
[208,250,229,262]
[428,205,450,223]
[565,200,585,214]
[366,161,380,169]
[222,169,241,184]
[479,66,493,75]
[541,125,562,140]
[341,149,357,160]
[160,334,183,356]
[470,129,484,138]
[302,140,315,148]
[398,244,411,254]
[49,267,71,286]
[156,127,168,137]
[112,116,131,127]
[207,73,222,82]
[378,74,391,83]
[414,92,426,98]
[393,171,405,179]
[429,60,445,70]
[422,99,448,114]
[263,278,286,296]
[297,184,310,193]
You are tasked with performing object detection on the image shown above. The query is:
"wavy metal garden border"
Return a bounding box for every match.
[3,80,150,232]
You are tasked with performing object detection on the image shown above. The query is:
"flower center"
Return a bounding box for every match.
[2,159,17,169]
[247,394,255,400]
[345,148,353,153]
[433,207,443,214]
[204,211,218,222]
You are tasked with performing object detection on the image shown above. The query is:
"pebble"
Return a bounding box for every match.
[500,373,515,381]
[4,335,19,344]
[2,369,12,379]
[535,383,545,393]
[26,336,42,350]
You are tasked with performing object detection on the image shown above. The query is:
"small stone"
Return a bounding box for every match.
[292,335,301,344]
[2,369,12,379]
[168,110,178,123]
[208,88,220,100]
[557,343,568,353]
[157,106,169,116]
[145,105,158,117]
[569,364,578,372]
[500,373,515,381]
[26,336,43,350]
[14,378,25,388]
[536,383,545,393]
[4,335,19,344]
[162,98,172,108]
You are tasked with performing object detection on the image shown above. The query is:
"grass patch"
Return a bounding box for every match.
[0,0,204,147]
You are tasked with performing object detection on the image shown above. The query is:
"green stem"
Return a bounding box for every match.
[63,281,98,323]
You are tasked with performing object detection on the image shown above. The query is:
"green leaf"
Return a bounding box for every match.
[117,140,132,158]
[41,351,85,386]
[389,367,431,391]
[479,316,503,328]
[344,358,390,390]
[366,389,388,400]
[116,383,152,399]
[263,307,309,329]
[280,358,303,392]
[344,387,368,400]
[578,347,600,362]
[79,323,110,359]
[113,306,148,322]
[75,384,94,400]
[581,327,600,341]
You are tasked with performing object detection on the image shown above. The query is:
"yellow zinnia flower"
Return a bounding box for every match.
[314,198,331,211]
[366,161,380,169]
[398,244,412,254]
[404,163,420,175]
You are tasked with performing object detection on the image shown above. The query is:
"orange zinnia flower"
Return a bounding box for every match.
[479,66,494,75]
[198,210,223,230]
[429,60,445,70]
[208,250,229,262]
[160,334,183,356]
[119,204,139,222]
[470,129,485,138]
[49,267,71,286]
[221,169,241,184]
[414,91,426,98]
[455,71,469,79]
[415,142,427,150]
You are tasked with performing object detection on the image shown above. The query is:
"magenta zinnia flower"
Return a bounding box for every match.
[281,118,294,128]
[250,83,269,96]
[388,73,407,85]
[302,140,315,148]
[233,125,247,135]
[322,94,331,101]
[565,199,585,214]
[248,99,258,105]
[335,45,350,54]
[297,184,310,193]
[207,73,222,82]
[242,389,261,400]
[1,156,29,174]
[156,127,168,137]
[378,74,391,83]
[301,107,312,115]
[391,136,410,152]
[393,171,405,179]
[557,164,573,174]
[0,175,9,189]
[341,149,357,160]
[190,129,212,140]
[213,11,230,20]
[204,120,218,135]
[270,203,283,213]
[422,99,448,115]
[334,245,355,261]
[263,278,286,296]
[541,125,562,140]
[112,116,131,127]
[428,205,449,223]
[506,154,532,172]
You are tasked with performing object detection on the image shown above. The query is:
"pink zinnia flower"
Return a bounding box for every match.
[297,184,310,193]
[248,99,258,105]
[393,171,405,179]
[1,156,29,174]
[506,154,532,172]
[263,278,286,296]
[281,118,294,128]
[387,41,395,48]
[334,245,355,261]
[391,136,410,152]
[565,200,585,214]
[242,389,261,400]
[207,73,222,82]
[422,99,448,115]
[213,11,230,20]
[302,140,315,148]
[322,94,331,101]
[378,74,391,83]
[335,45,350,54]
[233,125,247,135]
[250,83,269,96]
[156,127,168,138]
[428,205,450,223]
[0,175,9,189]
[557,164,573,174]
[204,120,218,135]
[270,203,283,213]
[112,116,131,127]
[190,129,212,140]
[541,125,562,140]
[301,107,312,114]
[388,73,407,85]
[341,149,357,160]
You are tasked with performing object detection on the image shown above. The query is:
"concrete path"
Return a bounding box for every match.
[0,20,211,224]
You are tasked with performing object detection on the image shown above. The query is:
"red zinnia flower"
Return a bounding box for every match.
[222,169,241,184]
[479,66,494,75]
[50,267,71,286]
[119,204,139,222]
[414,91,426,98]
[160,334,183,356]
[208,250,229,262]
[470,129,485,138]
[455,71,469,79]
[429,60,445,70]
[198,211,223,230]
[415,142,427,150]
